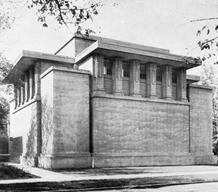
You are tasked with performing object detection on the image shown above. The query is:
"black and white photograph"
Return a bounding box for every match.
[0,0,218,191]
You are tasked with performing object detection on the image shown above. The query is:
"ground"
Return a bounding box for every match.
[102,182,218,192]
[1,164,218,191]
[0,163,36,180]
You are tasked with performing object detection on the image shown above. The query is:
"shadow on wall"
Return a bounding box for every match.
[25,113,37,164]
[41,97,53,155]
[9,97,53,165]
[9,104,38,164]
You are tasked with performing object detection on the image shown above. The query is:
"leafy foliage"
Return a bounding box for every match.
[0,54,13,132]
[200,63,218,155]
[27,0,102,35]
[0,1,14,31]
[193,19,218,63]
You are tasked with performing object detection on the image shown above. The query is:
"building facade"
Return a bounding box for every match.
[5,35,216,168]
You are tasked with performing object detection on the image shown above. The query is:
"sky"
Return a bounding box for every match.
[0,0,218,75]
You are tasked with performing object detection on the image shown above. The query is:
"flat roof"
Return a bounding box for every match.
[73,34,201,69]
[3,50,75,83]
[4,35,201,84]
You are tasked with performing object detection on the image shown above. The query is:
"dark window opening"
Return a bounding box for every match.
[156,66,162,82]
[172,69,177,84]
[140,64,146,79]
[104,58,112,75]
[123,62,130,77]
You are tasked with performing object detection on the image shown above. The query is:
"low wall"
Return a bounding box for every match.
[9,136,23,163]
[92,94,193,167]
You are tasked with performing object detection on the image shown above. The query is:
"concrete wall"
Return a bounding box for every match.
[190,84,217,164]
[92,94,193,167]
[39,66,91,168]
[10,101,39,166]
[104,76,112,94]
[40,68,54,160]
[122,78,130,96]
[140,80,146,97]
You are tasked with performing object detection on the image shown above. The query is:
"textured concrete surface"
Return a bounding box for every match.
[92,94,192,167]
[10,101,38,166]
[39,66,91,169]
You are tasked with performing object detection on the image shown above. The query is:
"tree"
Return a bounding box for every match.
[0,2,14,134]
[0,54,13,134]
[190,16,218,155]
[27,0,103,35]
[200,63,218,155]
[191,18,218,63]
[0,1,14,31]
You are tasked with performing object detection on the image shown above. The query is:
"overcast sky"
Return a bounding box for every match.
[1,0,218,74]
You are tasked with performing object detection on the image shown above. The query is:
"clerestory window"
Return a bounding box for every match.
[104,58,112,75]
[140,64,146,79]
[156,66,162,82]
[122,62,130,77]
[172,69,177,84]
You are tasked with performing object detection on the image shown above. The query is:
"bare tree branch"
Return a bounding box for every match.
[190,17,218,23]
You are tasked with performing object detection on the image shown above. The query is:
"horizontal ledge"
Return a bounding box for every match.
[190,84,213,90]
[12,98,38,114]
[40,66,91,79]
[92,92,190,106]
[40,152,91,158]
[93,152,192,157]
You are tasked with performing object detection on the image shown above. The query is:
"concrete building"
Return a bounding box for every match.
[4,34,216,168]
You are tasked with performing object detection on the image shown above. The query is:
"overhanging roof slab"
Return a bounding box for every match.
[75,39,201,69]
[4,50,75,84]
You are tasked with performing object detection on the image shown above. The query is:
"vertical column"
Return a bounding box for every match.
[146,63,157,98]
[162,65,172,99]
[20,77,25,105]
[177,68,187,101]
[29,68,33,99]
[34,62,42,163]
[129,60,141,97]
[14,85,18,109]
[112,57,123,95]
[24,73,29,102]
[17,87,21,107]
[93,54,105,93]
[34,63,41,100]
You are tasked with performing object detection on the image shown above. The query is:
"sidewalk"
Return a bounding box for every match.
[1,164,218,191]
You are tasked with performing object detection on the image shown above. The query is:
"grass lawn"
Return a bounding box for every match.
[0,164,37,180]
